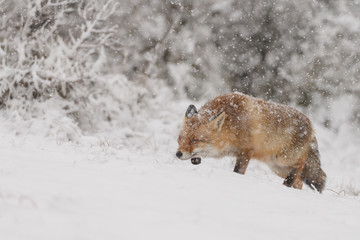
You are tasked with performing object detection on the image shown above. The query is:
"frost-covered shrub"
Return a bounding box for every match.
[115,0,359,113]
[108,0,228,100]
[207,0,316,102]
[0,0,127,139]
[0,0,119,102]
[280,0,360,127]
[0,0,183,142]
[202,0,360,128]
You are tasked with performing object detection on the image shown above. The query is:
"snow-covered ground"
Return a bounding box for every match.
[0,100,360,240]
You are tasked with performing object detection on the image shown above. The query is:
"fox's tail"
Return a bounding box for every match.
[301,138,327,193]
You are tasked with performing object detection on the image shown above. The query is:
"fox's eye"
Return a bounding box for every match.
[190,139,201,144]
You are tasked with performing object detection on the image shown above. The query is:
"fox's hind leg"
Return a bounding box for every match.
[234,150,253,174]
[283,164,305,190]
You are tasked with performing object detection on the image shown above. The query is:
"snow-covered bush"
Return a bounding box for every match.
[201,0,360,129]
[115,0,360,122]
[0,0,137,140]
[280,0,360,127]
[108,0,228,99]
[0,0,183,143]
[1,0,116,102]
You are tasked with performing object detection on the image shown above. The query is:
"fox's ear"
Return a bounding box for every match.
[209,111,226,131]
[185,104,198,118]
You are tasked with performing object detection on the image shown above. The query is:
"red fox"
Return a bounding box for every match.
[176,93,326,192]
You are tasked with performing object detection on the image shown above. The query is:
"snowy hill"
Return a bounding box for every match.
[1,107,359,240]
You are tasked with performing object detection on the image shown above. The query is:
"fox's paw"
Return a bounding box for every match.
[191,158,201,165]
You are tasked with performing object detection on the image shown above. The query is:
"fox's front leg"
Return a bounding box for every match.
[233,150,253,174]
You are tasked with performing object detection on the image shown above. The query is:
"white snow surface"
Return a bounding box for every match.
[1,99,360,240]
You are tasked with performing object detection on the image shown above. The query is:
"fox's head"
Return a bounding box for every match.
[176,104,226,160]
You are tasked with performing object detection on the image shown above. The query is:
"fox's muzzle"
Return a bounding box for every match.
[176,151,202,164]
[176,150,193,160]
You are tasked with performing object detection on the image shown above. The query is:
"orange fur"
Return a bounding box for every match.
[176,93,326,192]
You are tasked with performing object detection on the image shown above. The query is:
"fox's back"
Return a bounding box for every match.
[199,93,314,160]
[247,95,313,158]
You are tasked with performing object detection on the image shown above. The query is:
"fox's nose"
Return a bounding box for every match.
[176,151,183,158]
